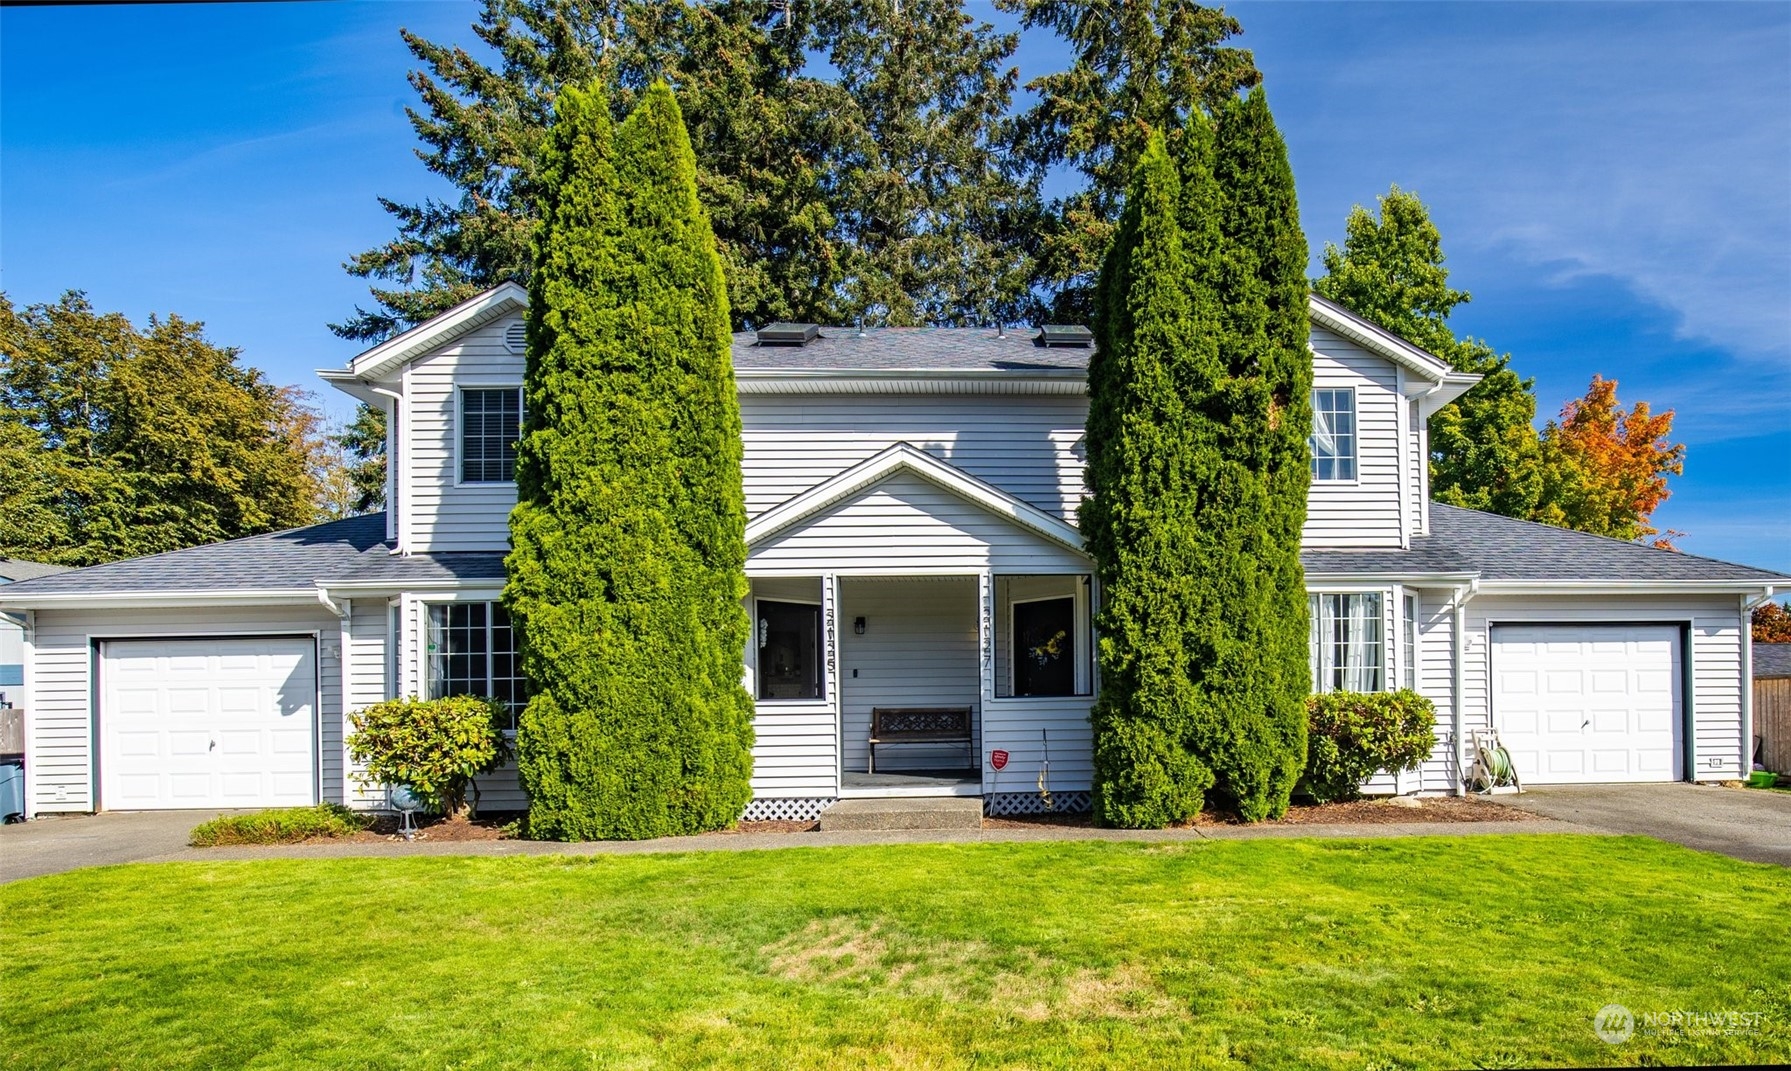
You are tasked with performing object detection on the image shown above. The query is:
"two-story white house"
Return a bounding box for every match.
[2,282,1783,820]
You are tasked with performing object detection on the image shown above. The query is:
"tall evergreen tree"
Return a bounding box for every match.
[1202,88,1310,820]
[1313,187,1548,518]
[505,81,753,840]
[820,0,1041,326]
[1002,0,1261,319]
[336,0,850,339]
[1084,130,1216,828]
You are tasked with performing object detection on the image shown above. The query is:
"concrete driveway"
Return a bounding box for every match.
[0,810,237,883]
[1487,782,1791,865]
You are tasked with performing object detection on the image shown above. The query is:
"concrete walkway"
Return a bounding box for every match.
[3,808,1578,883]
[1485,782,1791,866]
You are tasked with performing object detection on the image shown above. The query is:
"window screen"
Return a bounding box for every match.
[1310,389,1357,481]
[461,388,520,483]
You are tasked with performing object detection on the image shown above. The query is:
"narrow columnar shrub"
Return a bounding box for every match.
[1302,690,1438,803]
[1191,87,1312,821]
[506,81,754,840]
[346,695,512,818]
[1084,130,1216,827]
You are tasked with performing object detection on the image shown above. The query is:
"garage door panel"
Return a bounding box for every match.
[1492,625,1680,786]
[102,637,317,810]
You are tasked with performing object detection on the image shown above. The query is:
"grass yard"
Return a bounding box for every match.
[3,836,1787,1070]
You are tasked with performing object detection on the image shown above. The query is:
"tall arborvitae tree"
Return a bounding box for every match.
[1083,131,1216,827]
[820,0,1041,327]
[1201,88,1310,820]
[506,81,753,840]
[1313,187,1548,519]
[1001,0,1261,319]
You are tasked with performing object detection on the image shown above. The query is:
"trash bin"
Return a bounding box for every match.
[0,761,23,823]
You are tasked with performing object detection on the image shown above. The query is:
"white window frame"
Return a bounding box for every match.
[1309,589,1386,694]
[997,575,1092,699]
[1402,591,1419,691]
[423,598,525,732]
[752,594,826,704]
[1310,387,1358,484]
[456,385,523,486]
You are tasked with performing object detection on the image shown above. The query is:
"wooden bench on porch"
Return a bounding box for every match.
[868,707,975,774]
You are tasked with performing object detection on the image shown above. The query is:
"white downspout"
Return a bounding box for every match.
[1451,579,1479,796]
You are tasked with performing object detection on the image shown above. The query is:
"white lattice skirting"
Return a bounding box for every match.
[984,791,1092,817]
[740,798,837,822]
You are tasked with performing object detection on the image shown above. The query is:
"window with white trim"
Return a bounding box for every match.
[461,388,520,483]
[995,575,1091,698]
[427,602,527,730]
[1309,592,1383,693]
[1310,388,1357,481]
[757,600,822,701]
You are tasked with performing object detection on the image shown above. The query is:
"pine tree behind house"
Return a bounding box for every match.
[505,81,754,840]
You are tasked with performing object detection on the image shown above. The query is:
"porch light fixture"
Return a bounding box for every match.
[854,616,867,635]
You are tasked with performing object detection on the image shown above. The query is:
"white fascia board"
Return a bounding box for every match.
[746,442,1087,555]
[733,369,1087,395]
[1412,373,1482,420]
[0,589,323,611]
[1474,579,1789,596]
[318,578,503,595]
[1308,295,1457,383]
[316,369,390,406]
[343,282,528,382]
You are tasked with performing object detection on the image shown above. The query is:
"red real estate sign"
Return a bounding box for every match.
[989,750,1008,771]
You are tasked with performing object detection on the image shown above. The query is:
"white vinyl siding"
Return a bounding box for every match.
[1304,329,1405,548]
[740,394,1088,522]
[745,577,836,798]
[404,318,524,552]
[749,470,1089,576]
[24,604,341,814]
[343,598,391,807]
[839,576,980,773]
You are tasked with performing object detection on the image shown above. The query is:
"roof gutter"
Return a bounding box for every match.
[0,589,324,611]
[1474,579,1791,596]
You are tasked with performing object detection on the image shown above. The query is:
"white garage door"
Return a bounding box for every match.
[1492,625,1681,785]
[101,637,317,810]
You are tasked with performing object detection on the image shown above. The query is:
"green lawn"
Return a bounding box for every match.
[3,836,1787,1070]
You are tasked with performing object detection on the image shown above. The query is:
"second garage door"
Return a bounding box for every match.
[101,637,318,810]
[1491,624,1681,785]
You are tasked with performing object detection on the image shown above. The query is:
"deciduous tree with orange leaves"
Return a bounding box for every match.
[1754,602,1791,643]
[1534,375,1685,547]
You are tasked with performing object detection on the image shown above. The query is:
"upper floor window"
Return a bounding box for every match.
[1310,592,1383,693]
[1310,388,1357,482]
[427,601,528,731]
[461,388,520,484]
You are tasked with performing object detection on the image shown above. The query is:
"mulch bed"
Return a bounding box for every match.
[318,811,527,844]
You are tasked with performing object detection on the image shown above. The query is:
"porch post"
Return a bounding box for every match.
[979,570,994,793]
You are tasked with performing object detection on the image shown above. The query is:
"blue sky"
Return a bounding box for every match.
[2,1,1786,572]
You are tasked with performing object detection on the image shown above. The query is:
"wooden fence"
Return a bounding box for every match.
[1757,678,1791,774]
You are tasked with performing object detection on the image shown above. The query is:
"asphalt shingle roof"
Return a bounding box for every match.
[1303,503,1789,583]
[730,327,1091,372]
[0,559,69,583]
[1754,643,1791,680]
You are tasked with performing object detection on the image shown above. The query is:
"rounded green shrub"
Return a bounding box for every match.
[1302,689,1438,803]
[347,695,513,818]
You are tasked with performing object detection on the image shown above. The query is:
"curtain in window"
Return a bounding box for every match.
[1308,592,1384,693]
[1342,595,1379,691]
[1310,402,1339,459]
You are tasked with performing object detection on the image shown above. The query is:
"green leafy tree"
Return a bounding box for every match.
[1313,186,1548,518]
[1083,130,1215,828]
[1001,0,1261,318]
[505,81,753,840]
[0,291,323,565]
[1200,88,1311,821]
